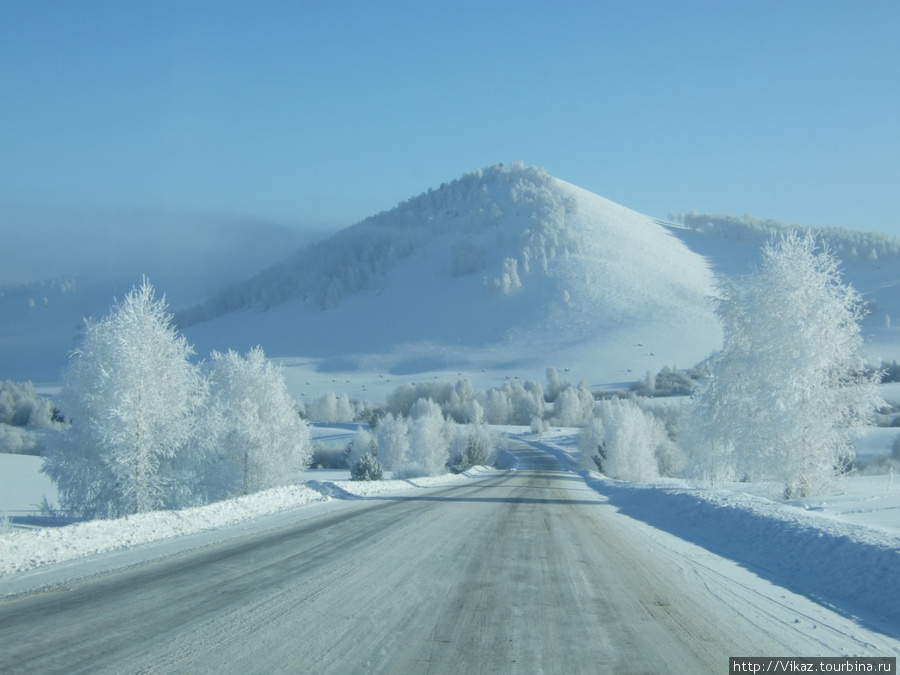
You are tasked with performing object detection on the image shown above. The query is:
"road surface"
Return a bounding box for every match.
[0,445,884,673]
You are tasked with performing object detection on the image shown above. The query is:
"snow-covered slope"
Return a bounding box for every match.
[5,163,900,391]
[660,213,900,365]
[178,164,721,388]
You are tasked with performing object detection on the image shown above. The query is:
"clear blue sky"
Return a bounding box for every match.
[2,0,898,236]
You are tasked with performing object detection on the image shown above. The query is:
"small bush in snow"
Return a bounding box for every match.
[350,452,383,481]
[447,425,495,473]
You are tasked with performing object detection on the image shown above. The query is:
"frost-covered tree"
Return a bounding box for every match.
[344,428,375,467]
[591,400,664,482]
[687,232,882,497]
[305,391,356,423]
[578,417,606,471]
[0,380,57,428]
[346,428,382,481]
[550,381,594,426]
[545,367,561,399]
[0,424,40,455]
[447,424,495,473]
[205,347,311,498]
[517,380,547,424]
[483,388,514,425]
[530,415,549,435]
[399,399,450,478]
[446,379,484,424]
[350,451,383,481]
[42,279,208,518]
[374,413,410,471]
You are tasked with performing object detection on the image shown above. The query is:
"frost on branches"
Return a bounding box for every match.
[43,279,208,518]
[204,347,311,499]
[578,399,669,482]
[42,280,313,519]
[687,232,882,497]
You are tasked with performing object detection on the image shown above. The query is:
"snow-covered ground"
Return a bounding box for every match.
[0,454,59,516]
[0,445,498,577]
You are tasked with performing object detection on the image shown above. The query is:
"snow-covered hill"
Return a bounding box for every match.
[177,163,721,390]
[4,162,900,392]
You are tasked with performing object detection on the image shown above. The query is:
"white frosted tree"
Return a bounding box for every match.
[205,347,311,497]
[578,417,606,471]
[483,388,513,425]
[551,381,594,426]
[306,390,355,423]
[447,423,496,473]
[373,413,410,472]
[399,398,450,478]
[591,399,663,482]
[687,232,882,497]
[346,428,382,481]
[42,279,208,518]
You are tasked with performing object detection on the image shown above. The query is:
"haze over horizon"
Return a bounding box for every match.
[2,0,899,245]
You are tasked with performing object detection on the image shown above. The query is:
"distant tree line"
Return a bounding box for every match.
[676,211,900,265]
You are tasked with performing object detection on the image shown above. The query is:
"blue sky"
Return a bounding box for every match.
[2,0,899,236]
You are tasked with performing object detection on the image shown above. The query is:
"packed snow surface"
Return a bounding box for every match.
[523,429,900,635]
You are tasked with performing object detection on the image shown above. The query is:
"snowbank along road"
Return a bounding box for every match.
[1,445,897,674]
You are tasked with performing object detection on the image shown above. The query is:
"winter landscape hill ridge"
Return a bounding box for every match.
[4,162,900,389]
[176,163,722,389]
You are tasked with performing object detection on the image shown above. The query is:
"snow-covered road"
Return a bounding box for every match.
[1,445,897,674]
